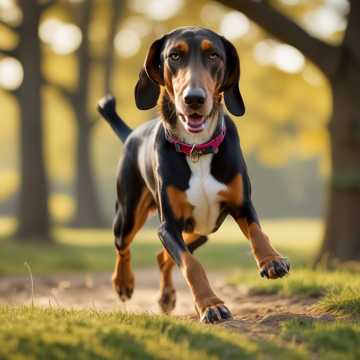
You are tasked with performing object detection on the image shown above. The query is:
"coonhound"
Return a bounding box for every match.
[97,26,290,324]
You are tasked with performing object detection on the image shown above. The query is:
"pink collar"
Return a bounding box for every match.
[164,118,226,162]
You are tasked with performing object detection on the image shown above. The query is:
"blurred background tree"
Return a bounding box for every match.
[0,0,357,265]
[44,0,122,227]
[218,0,360,264]
[0,0,51,242]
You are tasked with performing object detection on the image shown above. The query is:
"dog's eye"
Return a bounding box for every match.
[169,53,181,61]
[208,52,219,60]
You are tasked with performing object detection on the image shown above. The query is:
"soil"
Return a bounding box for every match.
[0,269,334,337]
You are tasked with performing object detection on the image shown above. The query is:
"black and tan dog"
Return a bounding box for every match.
[97,26,290,323]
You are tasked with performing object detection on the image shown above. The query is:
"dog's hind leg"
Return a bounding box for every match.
[157,233,208,313]
[112,168,155,301]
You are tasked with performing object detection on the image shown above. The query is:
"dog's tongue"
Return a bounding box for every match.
[184,114,206,133]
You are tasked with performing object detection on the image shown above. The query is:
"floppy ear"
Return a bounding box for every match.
[135,36,166,110]
[221,37,245,116]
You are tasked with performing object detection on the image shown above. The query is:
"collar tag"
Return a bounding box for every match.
[190,148,200,163]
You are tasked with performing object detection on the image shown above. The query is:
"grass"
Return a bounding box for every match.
[229,267,360,318]
[231,268,360,297]
[282,319,360,360]
[1,217,359,359]
[1,306,359,360]
[0,217,321,274]
[318,286,360,317]
[0,306,307,360]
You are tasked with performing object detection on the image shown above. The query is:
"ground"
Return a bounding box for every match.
[0,269,322,322]
[0,218,359,359]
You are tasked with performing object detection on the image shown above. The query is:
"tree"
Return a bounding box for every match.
[47,0,122,227]
[0,1,52,241]
[104,0,122,94]
[70,0,105,227]
[217,0,360,264]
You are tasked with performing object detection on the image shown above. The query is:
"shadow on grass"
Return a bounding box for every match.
[161,319,304,359]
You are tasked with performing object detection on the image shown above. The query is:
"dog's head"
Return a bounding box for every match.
[135,27,245,135]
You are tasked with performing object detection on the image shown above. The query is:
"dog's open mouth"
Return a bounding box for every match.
[180,113,207,133]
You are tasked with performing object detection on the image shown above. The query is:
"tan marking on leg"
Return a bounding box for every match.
[157,248,175,291]
[248,223,284,268]
[158,233,202,293]
[237,219,282,269]
[157,233,208,313]
[218,174,243,206]
[112,249,134,300]
[182,232,201,243]
[166,185,193,220]
[113,190,154,299]
[180,252,223,313]
[116,190,154,254]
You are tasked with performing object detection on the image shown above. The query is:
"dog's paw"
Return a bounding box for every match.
[200,304,232,324]
[158,287,176,314]
[112,273,135,302]
[260,258,290,279]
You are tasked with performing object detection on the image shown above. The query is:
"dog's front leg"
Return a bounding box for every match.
[157,186,232,323]
[235,202,290,279]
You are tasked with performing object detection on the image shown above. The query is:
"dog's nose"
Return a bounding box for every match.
[184,88,206,107]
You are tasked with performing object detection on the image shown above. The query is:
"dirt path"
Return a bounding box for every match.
[0,269,333,336]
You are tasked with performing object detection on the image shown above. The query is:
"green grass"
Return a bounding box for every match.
[0,306,307,360]
[230,269,360,318]
[0,217,321,274]
[282,319,360,360]
[1,218,359,359]
[318,286,360,317]
[1,306,359,360]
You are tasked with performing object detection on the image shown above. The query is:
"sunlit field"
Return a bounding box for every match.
[1,218,360,359]
[0,218,321,274]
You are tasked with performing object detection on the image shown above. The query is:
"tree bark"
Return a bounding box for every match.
[104,0,122,94]
[72,119,105,227]
[217,0,360,263]
[16,1,51,241]
[71,0,106,227]
[317,8,360,264]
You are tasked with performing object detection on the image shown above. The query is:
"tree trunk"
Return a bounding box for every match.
[217,0,360,264]
[316,2,360,264]
[16,1,51,241]
[72,120,105,227]
[104,0,122,94]
[71,0,105,227]
[317,49,360,264]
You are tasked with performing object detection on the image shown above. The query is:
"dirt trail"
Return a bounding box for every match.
[0,269,333,335]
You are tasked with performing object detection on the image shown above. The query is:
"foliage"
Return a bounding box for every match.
[0,0,334,222]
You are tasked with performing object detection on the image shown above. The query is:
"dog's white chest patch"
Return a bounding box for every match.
[186,154,226,235]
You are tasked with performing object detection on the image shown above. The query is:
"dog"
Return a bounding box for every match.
[97,26,290,324]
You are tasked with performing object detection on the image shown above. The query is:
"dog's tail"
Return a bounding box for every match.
[97,95,132,143]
